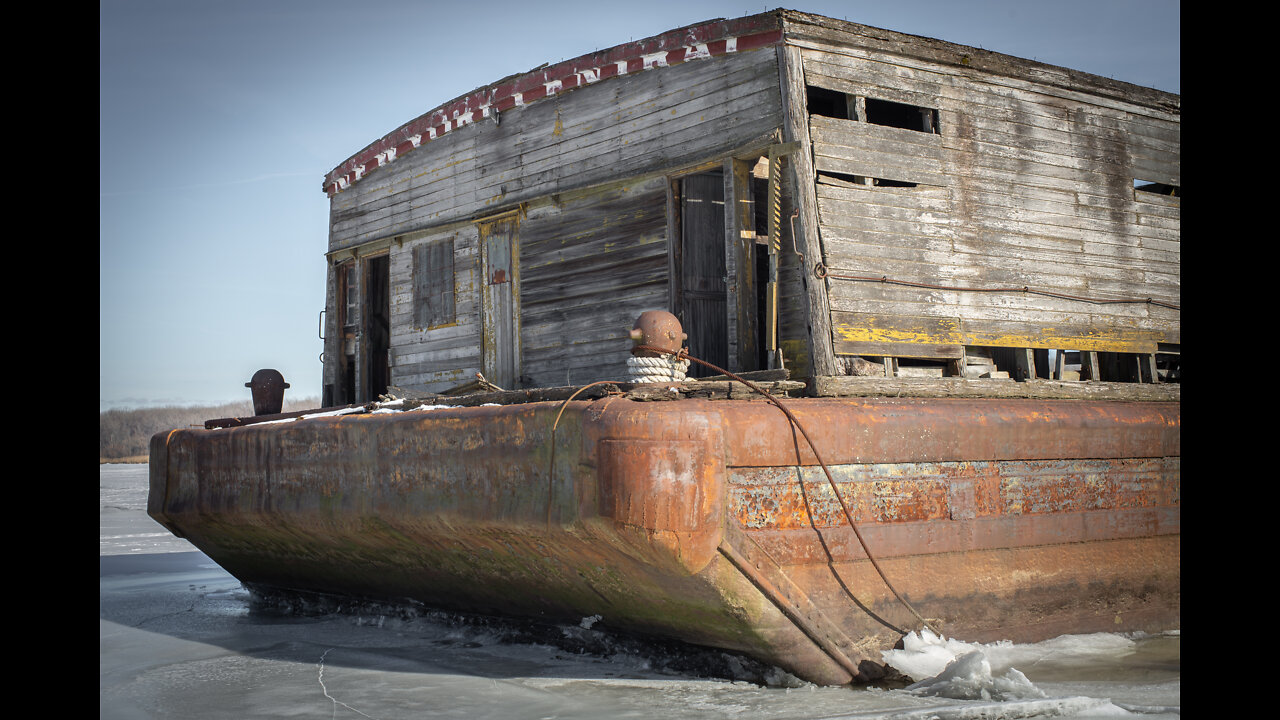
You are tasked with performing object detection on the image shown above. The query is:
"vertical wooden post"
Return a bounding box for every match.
[1081,351,1101,381]
[666,179,682,317]
[765,149,782,365]
[723,161,739,372]
[726,158,759,372]
[777,43,838,379]
[1020,349,1037,380]
[1141,354,1158,383]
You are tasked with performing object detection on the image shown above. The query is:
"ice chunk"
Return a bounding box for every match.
[881,628,997,680]
[905,650,1046,702]
[882,629,1046,702]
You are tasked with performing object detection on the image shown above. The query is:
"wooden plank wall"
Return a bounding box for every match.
[326,48,783,254]
[519,178,669,388]
[789,24,1180,362]
[386,178,671,393]
[324,46,786,395]
[388,225,483,392]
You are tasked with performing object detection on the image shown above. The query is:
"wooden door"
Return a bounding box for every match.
[480,217,520,389]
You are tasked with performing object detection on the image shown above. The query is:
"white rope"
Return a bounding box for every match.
[626,354,690,383]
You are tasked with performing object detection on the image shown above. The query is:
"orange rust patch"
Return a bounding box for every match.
[730,457,1178,530]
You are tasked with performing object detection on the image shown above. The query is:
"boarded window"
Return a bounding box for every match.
[414,238,455,329]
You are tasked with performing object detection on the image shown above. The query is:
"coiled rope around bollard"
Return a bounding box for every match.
[631,344,937,635]
[626,354,690,383]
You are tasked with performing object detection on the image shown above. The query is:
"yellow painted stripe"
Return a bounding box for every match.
[833,323,1160,354]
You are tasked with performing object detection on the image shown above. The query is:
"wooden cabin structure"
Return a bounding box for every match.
[318,9,1178,405]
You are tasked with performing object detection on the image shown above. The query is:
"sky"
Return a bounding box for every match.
[99,0,1179,412]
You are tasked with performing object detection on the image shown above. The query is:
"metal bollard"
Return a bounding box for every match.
[627,311,690,382]
[245,369,290,416]
[628,310,687,357]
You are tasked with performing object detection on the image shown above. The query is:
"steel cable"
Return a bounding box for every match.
[632,344,936,634]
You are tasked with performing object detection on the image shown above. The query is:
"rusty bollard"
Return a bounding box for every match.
[246,369,290,416]
[627,311,690,383]
[628,310,687,357]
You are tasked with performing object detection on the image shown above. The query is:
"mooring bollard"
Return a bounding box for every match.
[627,311,690,382]
[246,369,290,415]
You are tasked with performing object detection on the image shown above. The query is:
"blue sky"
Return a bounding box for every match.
[99,0,1179,411]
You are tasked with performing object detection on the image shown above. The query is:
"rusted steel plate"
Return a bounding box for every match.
[713,397,1179,467]
[599,440,719,532]
[729,456,1179,530]
[769,534,1179,645]
[587,400,725,574]
[149,394,1179,686]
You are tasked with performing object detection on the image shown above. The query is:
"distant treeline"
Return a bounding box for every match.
[100,397,321,462]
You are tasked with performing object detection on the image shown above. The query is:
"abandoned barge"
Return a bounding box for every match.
[148,9,1179,686]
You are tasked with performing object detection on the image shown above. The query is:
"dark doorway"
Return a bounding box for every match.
[337,262,358,404]
[363,255,390,400]
[679,171,728,377]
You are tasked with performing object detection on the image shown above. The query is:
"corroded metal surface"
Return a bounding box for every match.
[244,369,290,416]
[149,395,1179,686]
[628,310,687,357]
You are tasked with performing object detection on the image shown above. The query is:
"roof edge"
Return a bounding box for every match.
[778,9,1179,111]
[322,11,785,197]
[323,8,1179,198]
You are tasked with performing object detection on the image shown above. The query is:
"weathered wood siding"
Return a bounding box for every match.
[383,177,671,394]
[389,225,483,392]
[322,44,788,392]
[520,177,670,388]
[786,17,1180,360]
[323,43,787,394]
[326,47,783,255]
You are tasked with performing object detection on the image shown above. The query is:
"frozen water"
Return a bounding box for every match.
[102,463,1179,719]
[879,628,1180,717]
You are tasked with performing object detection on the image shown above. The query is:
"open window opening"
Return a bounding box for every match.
[1134,179,1180,198]
[892,357,950,377]
[864,97,939,134]
[817,170,919,189]
[958,346,1174,384]
[838,356,958,378]
[1155,343,1180,383]
[805,85,852,119]
[805,85,940,135]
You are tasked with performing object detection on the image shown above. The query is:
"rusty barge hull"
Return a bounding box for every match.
[148,395,1179,685]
